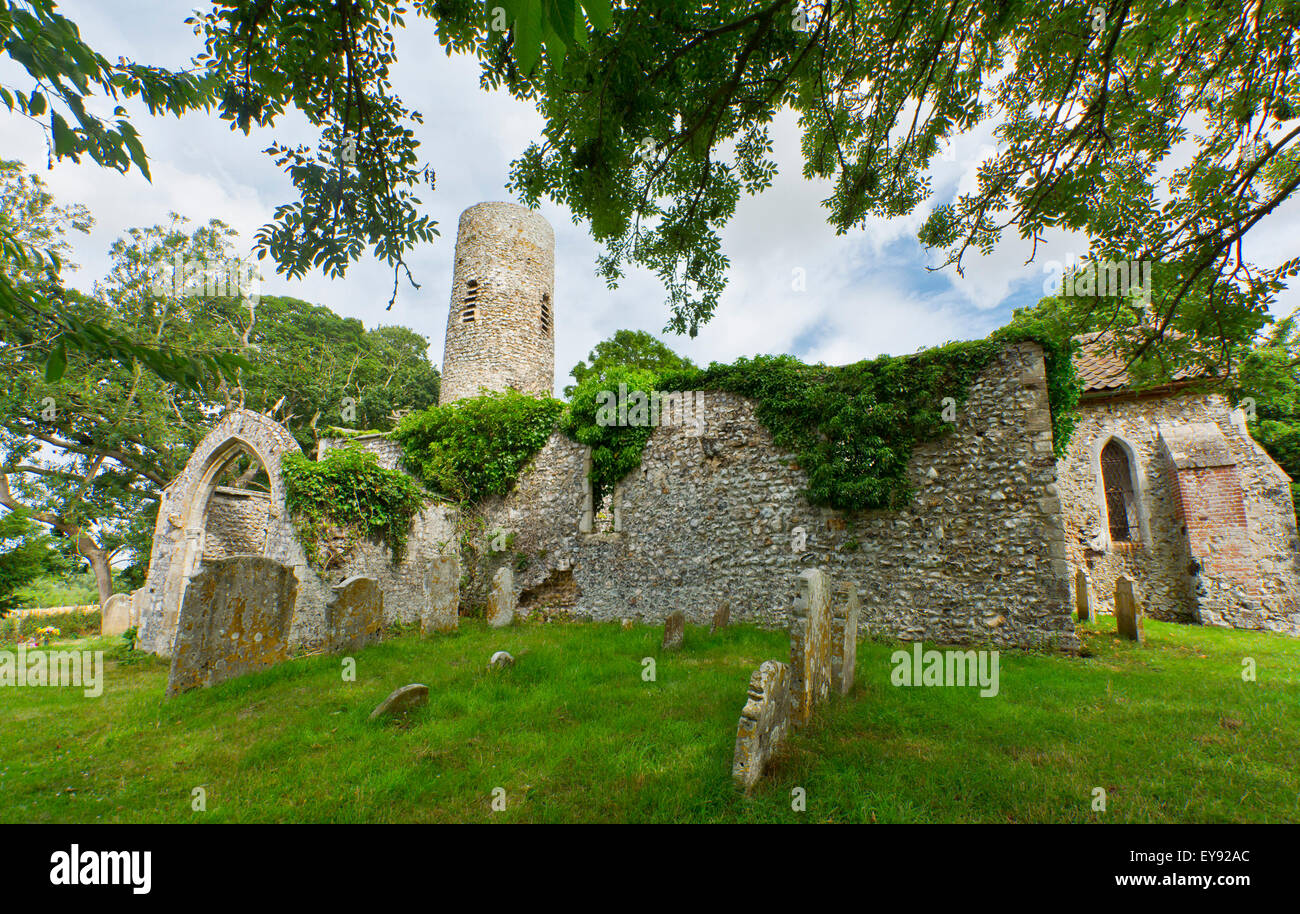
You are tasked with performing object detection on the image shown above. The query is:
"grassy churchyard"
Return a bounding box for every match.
[2,614,1297,824]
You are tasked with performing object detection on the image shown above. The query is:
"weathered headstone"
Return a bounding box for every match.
[101,593,131,637]
[830,582,860,696]
[710,602,731,634]
[1075,569,1092,623]
[369,683,429,720]
[489,650,515,670]
[620,618,635,631]
[662,610,685,651]
[422,553,460,633]
[1114,575,1143,643]
[486,566,516,629]
[732,660,792,792]
[789,568,833,725]
[166,556,298,696]
[327,575,384,653]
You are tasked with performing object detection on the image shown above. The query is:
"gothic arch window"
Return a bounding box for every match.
[1100,438,1139,543]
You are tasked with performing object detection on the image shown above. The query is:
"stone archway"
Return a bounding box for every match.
[135,409,315,656]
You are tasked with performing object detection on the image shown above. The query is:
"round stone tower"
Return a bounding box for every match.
[439,202,555,403]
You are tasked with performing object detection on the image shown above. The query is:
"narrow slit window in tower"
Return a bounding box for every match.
[541,293,552,335]
[462,279,479,322]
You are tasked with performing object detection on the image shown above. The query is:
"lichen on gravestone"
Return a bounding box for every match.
[1114,575,1143,643]
[732,660,792,791]
[789,567,833,725]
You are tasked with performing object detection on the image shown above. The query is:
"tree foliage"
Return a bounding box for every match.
[565,328,696,397]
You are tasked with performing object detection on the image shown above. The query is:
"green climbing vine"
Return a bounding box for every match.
[281,446,426,567]
[568,330,1080,513]
[393,389,566,504]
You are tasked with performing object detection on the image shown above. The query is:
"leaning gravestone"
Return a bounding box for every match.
[327,576,384,653]
[789,568,833,725]
[662,610,685,651]
[166,556,298,696]
[422,553,460,633]
[830,582,860,696]
[369,683,429,720]
[710,602,731,634]
[486,566,516,629]
[1114,575,1143,643]
[1075,569,1092,623]
[101,593,131,637]
[732,660,792,791]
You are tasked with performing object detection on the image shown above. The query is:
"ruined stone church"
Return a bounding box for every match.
[122,201,1300,682]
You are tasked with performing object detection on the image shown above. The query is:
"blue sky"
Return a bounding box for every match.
[4,1,1297,394]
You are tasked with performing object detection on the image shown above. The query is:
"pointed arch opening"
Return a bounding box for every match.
[1100,438,1140,543]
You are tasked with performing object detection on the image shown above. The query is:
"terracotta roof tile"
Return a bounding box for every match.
[1072,330,1210,393]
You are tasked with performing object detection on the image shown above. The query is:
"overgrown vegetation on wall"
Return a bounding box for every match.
[562,366,660,506]
[393,390,566,505]
[281,447,426,567]
[379,332,1079,519]
[566,332,1079,512]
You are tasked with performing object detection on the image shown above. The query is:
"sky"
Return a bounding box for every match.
[4,0,1298,395]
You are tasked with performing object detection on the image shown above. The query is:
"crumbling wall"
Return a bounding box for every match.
[478,343,1076,649]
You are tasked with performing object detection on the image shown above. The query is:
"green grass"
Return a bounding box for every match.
[2,614,1297,823]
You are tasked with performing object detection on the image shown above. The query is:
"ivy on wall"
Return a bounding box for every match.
[302,333,1080,531]
[281,446,426,567]
[572,331,1080,513]
[392,389,566,505]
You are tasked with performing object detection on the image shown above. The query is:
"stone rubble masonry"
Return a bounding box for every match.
[1114,574,1143,643]
[732,660,792,792]
[100,593,131,637]
[486,566,516,628]
[326,575,385,653]
[1058,390,1299,636]
[166,556,298,696]
[138,410,463,666]
[789,568,833,724]
[439,202,555,403]
[480,342,1078,650]
[831,582,860,696]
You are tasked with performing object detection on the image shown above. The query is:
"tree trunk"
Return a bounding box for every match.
[79,536,114,610]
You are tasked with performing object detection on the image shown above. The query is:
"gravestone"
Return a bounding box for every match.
[327,575,384,653]
[830,582,860,696]
[1075,569,1092,622]
[789,568,833,725]
[662,610,685,651]
[1114,575,1143,643]
[166,556,298,696]
[101,593,131,637]
[621,618,634,631]
[422,553,460,633]
[732,660,792,792]
[710,602,731,634]
[489,650,515,670]
[486,566,516,629]
[369,683,428,720]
